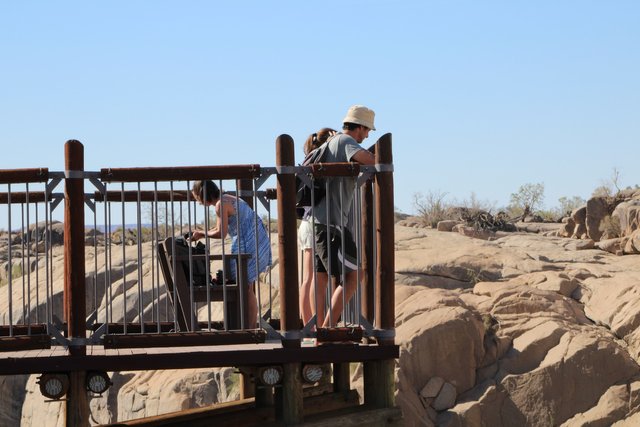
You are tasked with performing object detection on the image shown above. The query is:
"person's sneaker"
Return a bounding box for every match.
[301,338,317,347]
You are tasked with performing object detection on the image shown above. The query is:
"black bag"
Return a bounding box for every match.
[295,141,331,209]
[174,236,210,286]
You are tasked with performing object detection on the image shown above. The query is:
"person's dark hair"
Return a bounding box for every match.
[192,180,220,204]
[342,122,367,131]
[303,127,337,155]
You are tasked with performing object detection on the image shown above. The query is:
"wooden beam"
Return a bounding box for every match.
[103,331,266,349]
[0,335,51,352]
[0,344,399,375]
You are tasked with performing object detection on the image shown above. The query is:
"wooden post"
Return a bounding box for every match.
[236,178,254,209]
[333,362,351,396]
[374,133,395,346]
[63,140,89,426]
[275,134,300,348]
[364,133,396,409]
[275,363,303,424]
[275,135,303,423]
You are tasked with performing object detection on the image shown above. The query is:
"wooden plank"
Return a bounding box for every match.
[106,398,272,427]
[299,406,403,427]
[0,192,47,204]
[0,324,48,336]
[0,335,51,352]
[103,331,266,349]
[317,327,363,344]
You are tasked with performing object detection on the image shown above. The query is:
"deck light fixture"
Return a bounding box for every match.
[86,371,112,395]
[258,366,283,386]
[38,373,70,400]
[301,364,325,384]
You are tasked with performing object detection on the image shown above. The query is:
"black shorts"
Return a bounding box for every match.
[314,225,358,278]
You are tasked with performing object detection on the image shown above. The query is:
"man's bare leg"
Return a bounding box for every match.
[323,270,358,327]
[311,272,329,329]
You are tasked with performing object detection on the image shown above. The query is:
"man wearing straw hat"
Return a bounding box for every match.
[311,105,376,328]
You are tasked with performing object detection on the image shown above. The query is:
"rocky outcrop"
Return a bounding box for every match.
[370,225,640,426]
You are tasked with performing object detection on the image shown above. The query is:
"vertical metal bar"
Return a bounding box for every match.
[354,182,363,327]
[164,201,169,319]
[204,181,213,330]
[93,201,98,319]
[120,183,127,334]
[7,184,13,335]
[35,194,40,324]
[276,134,300,347]
[25,188,32,331]
[219,179,228,331]
[310,176,319,332]
[267,197,273,316]
[233,181,245,330]
[169,182,178,331]
[252,179,262,327]
[21,202,27,326]
[106,197,112,329]
[185,186,197,332]
[325,179,332,327]
[339,181,346,325]
[136,183,144,333]
[361,178,374,326]
[186,181,196,332]
[44,185,51,328]
[153,182,160,330]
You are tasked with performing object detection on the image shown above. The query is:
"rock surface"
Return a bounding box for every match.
[379,224,640,426]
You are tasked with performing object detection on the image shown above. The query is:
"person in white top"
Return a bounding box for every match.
[298,127,336,326]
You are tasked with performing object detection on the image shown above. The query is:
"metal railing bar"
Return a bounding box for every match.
[136,184,144,334]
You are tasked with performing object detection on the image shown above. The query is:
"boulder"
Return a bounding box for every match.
[437,220,459,232]
[613,200,640,236]
[596,238,623,255]
[586,197,609,241]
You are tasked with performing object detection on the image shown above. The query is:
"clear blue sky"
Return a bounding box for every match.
[1,1,639,217]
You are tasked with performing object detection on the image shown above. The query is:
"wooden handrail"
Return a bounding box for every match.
[0,168,48,184]
[100,164,262,183]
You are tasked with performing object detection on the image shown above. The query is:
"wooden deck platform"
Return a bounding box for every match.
[0,342,399,375]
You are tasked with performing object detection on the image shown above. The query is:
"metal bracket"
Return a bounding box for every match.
[88,322,108,344]
[260,317,282,342]
[372,328,396,339]
[254,167,276,190]
[275,166,296,174]
[375,163,394,172]
[89,177,106,195]
[49,194,64,213]
[358,315,375,337]
[85,310,97,327]
[45,177,62,197]
[279,329,301,341]
[84,194,95,213]
[48,322,70,347]
[356,171,375,187]
[301,315,317,338]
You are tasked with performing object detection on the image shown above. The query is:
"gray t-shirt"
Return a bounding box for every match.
[312,133,364,231]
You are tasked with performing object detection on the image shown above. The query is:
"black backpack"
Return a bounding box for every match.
[173,236,210,286]
[295,140,331,210]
